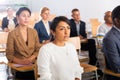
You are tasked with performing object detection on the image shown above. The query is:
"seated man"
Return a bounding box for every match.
[103,5,120,80]
[97,11,113,35]
[70,8,97,65]
[97,11,113,46]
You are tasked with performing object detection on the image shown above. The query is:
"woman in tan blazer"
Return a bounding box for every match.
[6,7,40,79]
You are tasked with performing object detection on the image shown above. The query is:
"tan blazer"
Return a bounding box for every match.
[6,26,40,62]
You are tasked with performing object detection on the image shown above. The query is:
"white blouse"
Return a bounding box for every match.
[42,20,50,35]
[37,42,83,80]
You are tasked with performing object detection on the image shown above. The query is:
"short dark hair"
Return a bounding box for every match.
[72,8,79,13]
[16,7,31,16]
[112,5,120,24]
[50,16,70,32]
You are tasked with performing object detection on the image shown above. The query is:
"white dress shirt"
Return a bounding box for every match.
[75,21,80,36]
[7,17,15,31]
[97,23,112,35]
[42,20,50,35]
[37,42,83,80]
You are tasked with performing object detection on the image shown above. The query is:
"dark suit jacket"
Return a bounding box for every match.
[2,17,17,30]
[34,20,51,43]
[103,27,120,73]
[6,26,40,62]
[70,19,87,38]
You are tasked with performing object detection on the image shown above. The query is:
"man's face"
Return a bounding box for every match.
[41,10,50,21]
[72,11,80,22]
[105,12,112,24]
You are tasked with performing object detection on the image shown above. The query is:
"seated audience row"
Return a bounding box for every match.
[6,7,83,80]
[4,5,120,80]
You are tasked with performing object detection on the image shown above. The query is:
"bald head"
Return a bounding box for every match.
[104,11,112,24]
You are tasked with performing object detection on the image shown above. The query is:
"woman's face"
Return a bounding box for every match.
[53,21,70,42]
[41,10,50,20]
[17,10,31,26]
[7,8,14,16]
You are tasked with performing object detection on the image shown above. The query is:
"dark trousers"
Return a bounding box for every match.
[103,74,120,80]
[15,70,35,80]
[81,39,97,65]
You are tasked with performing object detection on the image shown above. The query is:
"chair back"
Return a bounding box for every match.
[0,32,8,50]
[67,37,81,55]
[0,32,8,44]
[68,37,98,80]
[68,37,81,50]
[89,18,101,37]
[102,55,120,78]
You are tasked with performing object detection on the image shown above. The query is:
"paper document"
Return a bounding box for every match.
[13,63,33,67]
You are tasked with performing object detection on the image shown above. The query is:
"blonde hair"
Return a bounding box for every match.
[40,7,49,14]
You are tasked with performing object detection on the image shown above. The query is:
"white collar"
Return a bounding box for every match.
[7,16,14,20]
[42,19,49,24]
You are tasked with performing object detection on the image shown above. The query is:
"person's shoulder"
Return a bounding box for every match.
[34,20,42,27]
[40,42,53,50]
[107,27,114,34]
[80,20,85,24]
[14,17,17,20]
[28,27,37,34]
[99,23,107,28]
[69,19,74,22]
[2,17,7,20]
[35,20,42,24]
[69,19,75,25]
[97,23,105,31]
[9,30,14,34]
[104,28,114,39]
[8,28,17,37]
[66,42,76,49]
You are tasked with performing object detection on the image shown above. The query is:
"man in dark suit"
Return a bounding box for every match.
[70,8,97,65]
[34,7,51,43]
[2,7,17,32]
[103,5,120,80]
